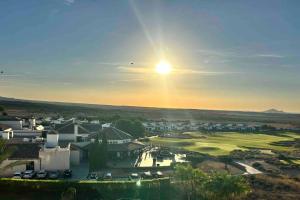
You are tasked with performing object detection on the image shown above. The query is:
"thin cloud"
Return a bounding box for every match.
[117,66,152,74]
[64,0,75,5]
[196,48,285,59]
[0,74,23,77]
[255,54,284,58]
[174,69,240,75]
[110,78,149,85]
[196,49,237,57]
[118,66,238,76]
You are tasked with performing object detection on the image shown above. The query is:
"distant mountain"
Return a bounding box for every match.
[263,109,285,114]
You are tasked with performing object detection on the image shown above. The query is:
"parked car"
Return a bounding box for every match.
[23,170,35,179]
[12,172,23,179]
[87,172,98,180]
[36,170,48,179]
[103,172,112,180]
[153,171,163,178]
[63,169,72,178]
[129,173,140,180]
[48,171,60,179]
[141,171,152,179]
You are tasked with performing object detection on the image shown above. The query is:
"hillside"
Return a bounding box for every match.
[264,109,285,114]
[1,96,300,126]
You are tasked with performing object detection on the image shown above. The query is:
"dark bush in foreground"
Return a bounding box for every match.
[0,178,171,200]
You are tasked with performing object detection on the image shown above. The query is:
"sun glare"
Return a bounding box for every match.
[155,60,172,75]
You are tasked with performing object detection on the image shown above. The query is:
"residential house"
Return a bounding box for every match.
[0,116,23,130]
[54,121,101,142]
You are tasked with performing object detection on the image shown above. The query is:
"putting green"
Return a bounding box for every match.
[149,132,300,156]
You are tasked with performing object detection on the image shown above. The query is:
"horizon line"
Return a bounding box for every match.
[0,95,298,115]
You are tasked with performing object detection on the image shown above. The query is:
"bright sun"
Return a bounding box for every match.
[155,60,172,75]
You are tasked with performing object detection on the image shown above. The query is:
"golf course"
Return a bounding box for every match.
[149,132,300,156]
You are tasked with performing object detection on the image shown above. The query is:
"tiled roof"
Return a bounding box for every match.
[81,123,101,133]
[69,141,145,152]
[100,127,133,140]
[54,122,90,134]
[107,141,145,152]
[6,143,41,159]
[0,116,21,121]
[0,124,11,131]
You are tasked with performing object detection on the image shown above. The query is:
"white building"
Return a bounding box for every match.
[39,131,70,171]
[0,140,41,176]
[0,125,13,140]
[0,130,71,176]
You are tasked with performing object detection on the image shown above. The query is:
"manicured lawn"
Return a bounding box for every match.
[149,132,300,156]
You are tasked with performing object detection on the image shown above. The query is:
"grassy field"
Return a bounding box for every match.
[149,132,300,156]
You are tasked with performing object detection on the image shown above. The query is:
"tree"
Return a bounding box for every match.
[89,137,98,171]
[115,119,145,138]
[0,105,4,112]
[0,139,17,168]
[89,133,107,171]
[89,134,102,171]
[174,164,208,199]
[132,120,145,138]
[115,119,132,134]
[0,105,7,116]
[110,114,121,122]
[99,131,107,168]
[205,172,250,200]
[174,164,250,200]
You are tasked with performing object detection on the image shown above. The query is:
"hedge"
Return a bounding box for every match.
[0,178,172,200]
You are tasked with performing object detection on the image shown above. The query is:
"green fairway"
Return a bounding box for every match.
[149,132,300,156]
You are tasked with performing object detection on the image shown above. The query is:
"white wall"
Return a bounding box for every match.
[47,134,59,147]
[39,147,70,170]
[1,130,13,140]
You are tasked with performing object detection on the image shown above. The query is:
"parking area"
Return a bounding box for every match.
[6,147,187,181]
[70,162,89,180]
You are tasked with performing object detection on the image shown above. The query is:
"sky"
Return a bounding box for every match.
[0,0,299,112]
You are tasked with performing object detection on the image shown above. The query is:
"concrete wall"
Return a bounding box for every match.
[39,147,70,170]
